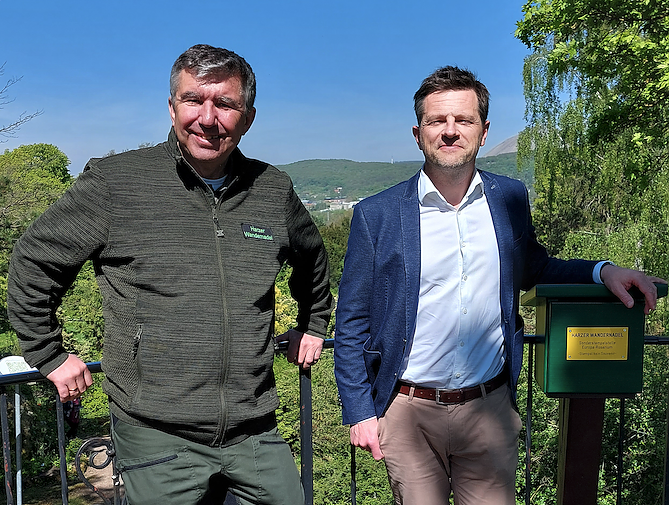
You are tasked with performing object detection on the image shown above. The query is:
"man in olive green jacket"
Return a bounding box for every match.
[8,44,333,505]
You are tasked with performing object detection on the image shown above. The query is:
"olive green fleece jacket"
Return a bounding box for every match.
[7,129,333,446]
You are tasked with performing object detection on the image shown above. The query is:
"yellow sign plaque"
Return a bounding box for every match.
[566,327,629,361]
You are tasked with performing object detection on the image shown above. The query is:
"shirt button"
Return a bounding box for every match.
[459,341,464,347]
[455,373,461,378]
[462,274,468,281]
[462,307,468,314]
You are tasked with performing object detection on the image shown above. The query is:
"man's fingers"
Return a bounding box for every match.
[294,333,324,368]
[611,285,634,309]
[46,354,91,402]
[602,266,665,314]
[278,331,324,368]
[350,419,384,460]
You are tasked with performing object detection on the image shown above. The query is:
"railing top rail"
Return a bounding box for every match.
[1,335,667,388]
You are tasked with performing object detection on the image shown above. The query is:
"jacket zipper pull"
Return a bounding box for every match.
[132,325,142,358]
[213,215,224,237]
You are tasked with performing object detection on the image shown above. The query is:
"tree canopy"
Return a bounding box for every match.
[516,0,669,141]
[0,144,72,334]
[515,0,669,266]
[516,2,669,502]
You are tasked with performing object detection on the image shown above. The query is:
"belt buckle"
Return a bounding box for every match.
[435,388,447,405]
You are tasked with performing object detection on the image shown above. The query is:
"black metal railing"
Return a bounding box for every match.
[2,336,669,505]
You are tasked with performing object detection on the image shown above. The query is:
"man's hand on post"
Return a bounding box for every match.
[600,264,667,315]
[350,417,384,460]
[275,329,324,369]
[46,354,93,402]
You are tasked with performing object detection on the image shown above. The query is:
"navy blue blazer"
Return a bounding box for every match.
[334,169,597,425]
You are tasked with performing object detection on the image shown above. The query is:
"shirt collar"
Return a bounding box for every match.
[418,167,484,209]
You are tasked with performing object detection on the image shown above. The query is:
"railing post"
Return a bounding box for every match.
[662,380,669,505]
[617,398,625,505]
[525,341,533,505]
[299,366,313,505]
[14,386,22,505]
[1,386,14,505]
[350,444,356,505]
[55,395,68,505]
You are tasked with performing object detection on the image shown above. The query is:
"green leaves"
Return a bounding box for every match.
[517,3,669,502]
[517,0,669,141]
[0,144,72,336]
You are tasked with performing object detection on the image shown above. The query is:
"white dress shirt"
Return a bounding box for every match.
[399,169,505,389]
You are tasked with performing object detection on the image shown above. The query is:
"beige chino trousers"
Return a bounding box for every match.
[378,384,521,505]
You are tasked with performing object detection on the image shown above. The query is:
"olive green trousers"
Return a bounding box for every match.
[111,416,304,505]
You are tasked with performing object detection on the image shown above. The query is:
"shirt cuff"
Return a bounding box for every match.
[593,261,615,284]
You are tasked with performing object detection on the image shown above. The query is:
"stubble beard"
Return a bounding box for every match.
[424,149,477,180]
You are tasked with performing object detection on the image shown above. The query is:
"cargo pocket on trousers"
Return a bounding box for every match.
[116,448,202,505]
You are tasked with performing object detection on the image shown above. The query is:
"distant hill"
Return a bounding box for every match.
[278,151,533,202]
[481,135,518,157]
[277,159,422,201]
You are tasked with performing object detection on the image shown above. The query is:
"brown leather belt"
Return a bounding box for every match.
[397,370,508,405]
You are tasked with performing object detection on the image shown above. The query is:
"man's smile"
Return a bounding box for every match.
[194,132,224,141]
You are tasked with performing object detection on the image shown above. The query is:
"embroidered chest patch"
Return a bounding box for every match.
[241,224,274,241]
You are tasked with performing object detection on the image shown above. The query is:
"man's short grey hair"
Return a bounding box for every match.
[170,44,256,114]
[413,66,489,125]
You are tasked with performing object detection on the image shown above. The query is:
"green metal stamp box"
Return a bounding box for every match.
[521,283,667,397]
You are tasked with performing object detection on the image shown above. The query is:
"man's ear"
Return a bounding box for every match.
[242,107,257,135]
[480,120,490,147]
[412,125,422,150]
[168,97,176,128]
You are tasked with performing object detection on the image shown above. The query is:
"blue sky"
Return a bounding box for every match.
[1,0,530,174]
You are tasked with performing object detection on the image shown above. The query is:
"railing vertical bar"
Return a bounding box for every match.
[14,386,22,505]
[350,444,356,505]
[525,341,534,505]
[299,367,313,505]
[665,377,669,505]
[617,398,625,505]
[55,395,68,505]
[1,387,14,505]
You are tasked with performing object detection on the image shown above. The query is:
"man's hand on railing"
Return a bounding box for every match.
[350,417,384,461]
[46,354,94,402]
[275,329,324,369]
[600,264,667,315]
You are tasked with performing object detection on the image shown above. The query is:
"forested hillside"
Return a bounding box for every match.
[278,151,532,201]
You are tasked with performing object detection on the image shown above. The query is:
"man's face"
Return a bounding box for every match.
[169,69,256,177]
[412,89,489,173]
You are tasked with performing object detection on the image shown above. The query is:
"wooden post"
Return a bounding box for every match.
[557,397,605,505]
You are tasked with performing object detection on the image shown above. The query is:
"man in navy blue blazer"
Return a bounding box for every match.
[333,67,663,505]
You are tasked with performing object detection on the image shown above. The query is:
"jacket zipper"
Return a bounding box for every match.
[210,177,237,445]
[180,154,237,445]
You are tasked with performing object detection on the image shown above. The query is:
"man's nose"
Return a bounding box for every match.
[441,118,457,137]
[199,101,217,127]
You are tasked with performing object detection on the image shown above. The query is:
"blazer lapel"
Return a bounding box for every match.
[400,172,421,341]
[482,171,514,326]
